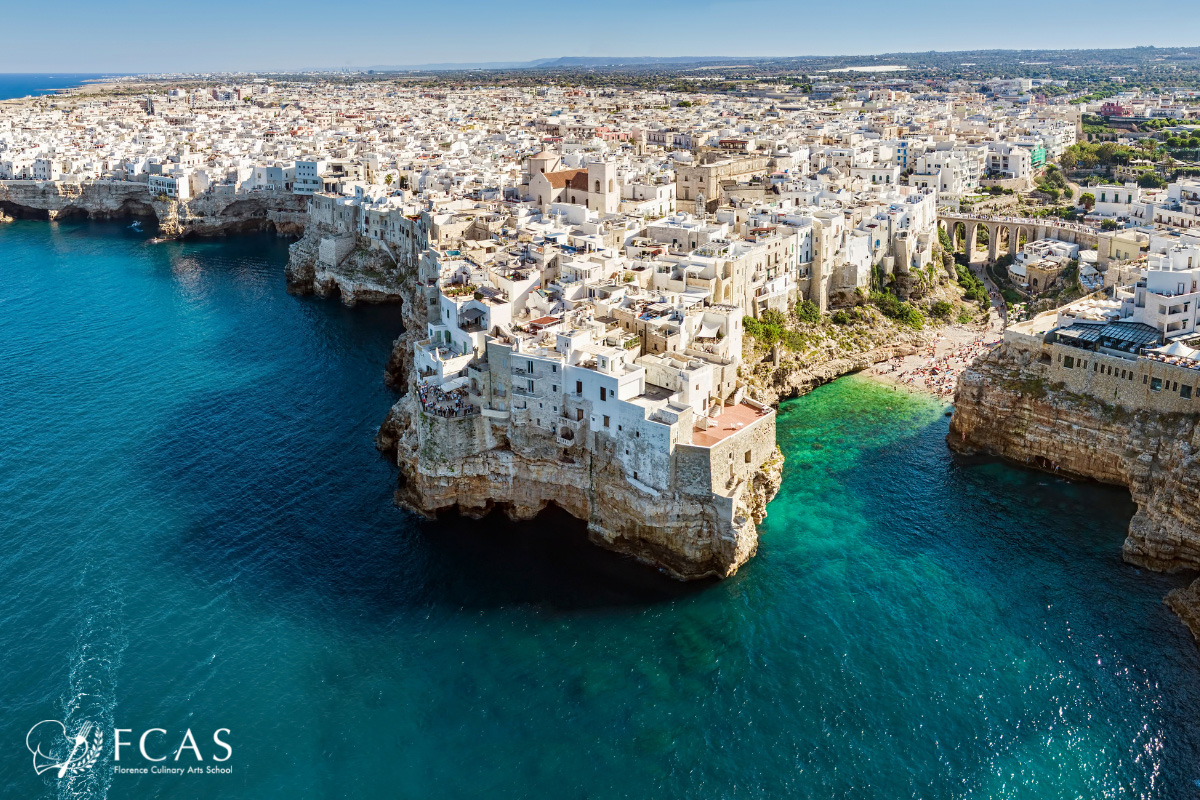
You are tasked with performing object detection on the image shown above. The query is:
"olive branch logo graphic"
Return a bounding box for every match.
[26,720,103,777]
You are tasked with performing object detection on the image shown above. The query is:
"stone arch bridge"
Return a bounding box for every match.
[937,211,1101,262]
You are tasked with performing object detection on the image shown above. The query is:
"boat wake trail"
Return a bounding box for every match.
[53,581,127,800]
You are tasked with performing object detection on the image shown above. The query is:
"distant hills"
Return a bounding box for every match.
[364,56,744,72]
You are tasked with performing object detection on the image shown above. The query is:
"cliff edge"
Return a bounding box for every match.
[949,341,1200,644]
[376,392,783,580]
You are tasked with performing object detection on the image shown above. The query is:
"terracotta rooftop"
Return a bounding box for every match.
[691,402,770,448]
[542,168,589,190]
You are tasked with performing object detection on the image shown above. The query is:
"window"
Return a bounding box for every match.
[1182,385,1193,399]
[600,387,607,402]
[745,450,752,463]
[552,385,558,393]
[1063,356,1075,369]
[576,381,582,394]
[527,360,534,373]
[603,415,610,428]
[1151,377,1163,391]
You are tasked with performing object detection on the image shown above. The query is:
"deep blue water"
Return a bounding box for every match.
[2,219,1200,799]
[0,74,109,101]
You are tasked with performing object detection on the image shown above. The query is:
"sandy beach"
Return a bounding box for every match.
[863,296,1005,403]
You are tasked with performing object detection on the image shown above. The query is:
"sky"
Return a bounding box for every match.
[3,0,1200,74]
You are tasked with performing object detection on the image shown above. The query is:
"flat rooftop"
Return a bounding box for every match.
[691,402,770,448]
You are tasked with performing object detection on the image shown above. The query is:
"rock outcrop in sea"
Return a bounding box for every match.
[949,340,1200,643]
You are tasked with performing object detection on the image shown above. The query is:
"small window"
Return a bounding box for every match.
[1064,356,1075,369]
[1182,385,1193,399]
[1151,378,1163,391]
[600,387,607,402]
[744,450,752,463]
[1144,375,1149,385]
[603,415,610,428]
[576,381,582,394]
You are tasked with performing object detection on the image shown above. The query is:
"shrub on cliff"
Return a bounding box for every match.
[869,290,924,330]
[742,314,784,346]
[795,300,821,324]
[956,265,991,310]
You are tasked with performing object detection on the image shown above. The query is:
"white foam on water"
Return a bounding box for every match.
[54,581,127,800]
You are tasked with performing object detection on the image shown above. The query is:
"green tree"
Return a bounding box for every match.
[1138,172,1167,189]
[795,300,820,324]
[938,225,953,252]
[1079,192,1095,209]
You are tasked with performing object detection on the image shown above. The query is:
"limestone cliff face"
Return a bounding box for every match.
[755,341,921,405]
[949,342,1200,643]
[0,180,307,237]
[285,227,409,306]
[376,395,783,580]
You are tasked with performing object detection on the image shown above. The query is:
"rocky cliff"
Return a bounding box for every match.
[0,180,307,237]
[327,220,787,578]
[375,394,783,580]
[284,228,410,307]
[949,342,1200,644]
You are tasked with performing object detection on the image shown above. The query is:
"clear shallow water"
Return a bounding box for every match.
[0,74,107,100]
[1,219,1199,799]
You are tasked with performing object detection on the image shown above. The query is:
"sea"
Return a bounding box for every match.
[0,74,110,101]
[1,218,1199,799]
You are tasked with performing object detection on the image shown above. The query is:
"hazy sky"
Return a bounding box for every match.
[4,0,1200,73]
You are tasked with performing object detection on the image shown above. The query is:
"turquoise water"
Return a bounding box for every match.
[2,219,1199,799]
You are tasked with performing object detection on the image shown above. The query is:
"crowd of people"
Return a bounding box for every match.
[417,381,478,418]
[873,334,1002,400]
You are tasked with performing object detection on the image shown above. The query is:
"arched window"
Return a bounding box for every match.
[595,180,600,192]
[538,196,543,205]
[608,179,614,192]
[571,195,576,204]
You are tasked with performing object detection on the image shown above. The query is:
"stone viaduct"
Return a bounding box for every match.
[937,211,1106,263]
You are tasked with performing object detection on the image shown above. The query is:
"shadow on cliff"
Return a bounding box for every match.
[137,355,703,623]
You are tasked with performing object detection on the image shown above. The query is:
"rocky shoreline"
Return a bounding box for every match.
[0,179,308,238]
[949,341,1200,645]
